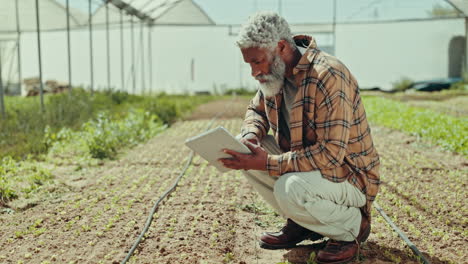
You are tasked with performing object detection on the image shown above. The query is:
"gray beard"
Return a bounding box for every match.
[257,55,286,97]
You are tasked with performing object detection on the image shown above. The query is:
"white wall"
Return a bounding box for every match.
[2,18,465,94]
[14,25,255,94]
[335,18,465,90]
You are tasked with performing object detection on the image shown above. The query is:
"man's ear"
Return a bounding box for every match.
[276,40,287,53]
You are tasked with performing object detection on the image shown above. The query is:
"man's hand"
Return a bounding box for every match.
[219,141,268,171]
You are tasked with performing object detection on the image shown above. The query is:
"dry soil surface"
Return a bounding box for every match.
[0,97,466,264]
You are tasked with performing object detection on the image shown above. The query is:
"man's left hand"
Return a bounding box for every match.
[219,142,268,171]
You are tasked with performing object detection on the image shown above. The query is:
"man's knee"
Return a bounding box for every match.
[273,173,314,208]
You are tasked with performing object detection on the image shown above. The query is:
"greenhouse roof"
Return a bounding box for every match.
[1,0,214,33]
[447,0,468,16]
[0,0,85,33]
[92,0,214,26]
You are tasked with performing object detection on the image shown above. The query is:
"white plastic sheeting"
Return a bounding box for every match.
[447,0,468,16]
[0,0,215,90]
[92,0,215,26]
[0,40,20,93]
[2,0,214,33]
[1,0,86,33]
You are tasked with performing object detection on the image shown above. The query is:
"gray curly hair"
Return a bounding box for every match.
[236,11,295,51]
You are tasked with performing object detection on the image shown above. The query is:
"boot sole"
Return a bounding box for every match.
[316,251,358,264]
[316,256,354,264]
[258,240,300,250]
[259,233,324,250]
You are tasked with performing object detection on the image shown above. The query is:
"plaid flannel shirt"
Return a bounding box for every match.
[241,35,380,215]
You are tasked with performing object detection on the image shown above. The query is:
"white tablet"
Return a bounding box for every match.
[185,126,252,172]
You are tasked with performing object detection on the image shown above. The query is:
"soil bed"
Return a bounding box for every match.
[0,97,466,264]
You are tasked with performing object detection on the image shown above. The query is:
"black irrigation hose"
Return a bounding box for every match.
[120,151,195,264]
[373,201,431,264]
[121,95,429,264]
[121,95,235,264]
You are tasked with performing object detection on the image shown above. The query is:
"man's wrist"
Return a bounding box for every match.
[242,132,258,138]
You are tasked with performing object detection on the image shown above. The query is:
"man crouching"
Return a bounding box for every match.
[219,11,380,264]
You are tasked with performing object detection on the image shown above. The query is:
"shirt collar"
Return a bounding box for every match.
[292,35,319,75]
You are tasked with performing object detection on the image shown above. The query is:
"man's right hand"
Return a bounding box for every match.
[240,133,260,146]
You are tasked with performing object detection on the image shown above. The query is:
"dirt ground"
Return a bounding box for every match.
[0,97,466,264]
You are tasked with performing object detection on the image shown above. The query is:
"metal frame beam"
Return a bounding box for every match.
[35,0,44,112]
[0,43,5,119]
[106,1,111,90]
[131,16,136,94]
[148,26,153,93]
[15,0,22,97]
[120,9,125,92]
[140,22,145,94]
[66,0,72,94]
[89,0,94,95]
[106,0,154,23]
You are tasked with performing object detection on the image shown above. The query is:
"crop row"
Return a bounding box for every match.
[0,89,219,160]
[362,95,467,156]
[0,119,205,263]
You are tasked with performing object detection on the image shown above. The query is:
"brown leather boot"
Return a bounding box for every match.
[316,214,371,263]
[357,213,371,243]
[259,219,323,249]
[316,240,357,264]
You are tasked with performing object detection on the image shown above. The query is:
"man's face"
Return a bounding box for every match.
[241,46,286,97]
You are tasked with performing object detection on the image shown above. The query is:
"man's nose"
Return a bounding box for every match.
[251,68,261,78]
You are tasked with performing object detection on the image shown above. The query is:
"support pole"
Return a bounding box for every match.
[140,22,145,94]
[0,44,5,119]
[120,9,124,92]
[278,0,282,16]
[332,0,337,55]
[106,1,111,90]
[35,0,44,112]
[148,25,153,94]
[6,45,16,89]
[15,0,22,96]
[465,17,468,76]
[89,0,94,95]
[131,16,136,94]
[66,0,72,94]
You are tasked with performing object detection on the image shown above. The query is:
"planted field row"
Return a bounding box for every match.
[404,96,468,118]
[0,120,210,263]
[363,96,468,156]
[0,111,166,207]
[369,126,467,264]
[123,118,274,264]
[1,97,466,264]
[0,93,221,208]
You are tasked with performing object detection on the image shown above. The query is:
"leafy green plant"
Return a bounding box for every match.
[0,92,220,207]
[392,77,413,92]
[223,87,256,96]
[223,252,235,263]
[0,156,52,204]
[53,110,166,160]
[1,89,217,160]
[363,96,468,156]
[0,175,18,205]
[449,81,468,91]
[307,252,318,264]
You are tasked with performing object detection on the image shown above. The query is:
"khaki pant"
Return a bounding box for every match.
[242,135,366,242]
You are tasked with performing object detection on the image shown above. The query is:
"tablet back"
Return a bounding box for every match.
[185,126,251,172]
